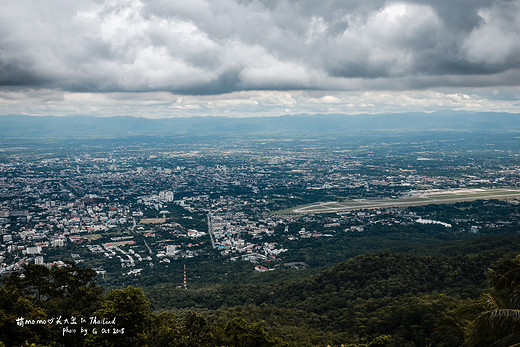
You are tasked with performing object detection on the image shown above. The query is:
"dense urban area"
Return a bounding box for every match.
[2,133,520,283]
[2,131,520,346]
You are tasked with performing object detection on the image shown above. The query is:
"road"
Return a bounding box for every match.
[207,213,216,249]
[131,217,153,255]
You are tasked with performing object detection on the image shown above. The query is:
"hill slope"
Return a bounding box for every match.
[2,111,520,138]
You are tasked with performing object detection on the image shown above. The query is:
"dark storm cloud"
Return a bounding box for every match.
[0,0,519,95]
[0,61,48,86]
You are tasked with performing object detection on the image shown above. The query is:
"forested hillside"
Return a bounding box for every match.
[2,235,520,346]
[145,237,520,346]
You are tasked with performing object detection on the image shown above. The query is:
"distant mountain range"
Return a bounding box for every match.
[1,111,520,138]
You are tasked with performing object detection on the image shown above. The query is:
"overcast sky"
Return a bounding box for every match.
[1,0,519,117]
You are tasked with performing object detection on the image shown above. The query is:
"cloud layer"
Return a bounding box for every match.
[1,0,519,116]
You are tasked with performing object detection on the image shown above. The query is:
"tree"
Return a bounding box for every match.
[45,262,103,317]
[0,263,103,347]
[178,311,216,347]
[144,311,218,346]
[223,317,274,347]
[465,255,520,347]
[0,285,47,347]
[146,312,182,347]
[86,287,153,347]
[18,265,51,302]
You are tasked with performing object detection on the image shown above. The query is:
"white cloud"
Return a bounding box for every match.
[462,2,520,65]
[1,87,519,118]
[239,57,317,89]
[0,0,519,116]
[326,2,443,77]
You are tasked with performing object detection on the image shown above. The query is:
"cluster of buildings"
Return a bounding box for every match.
[1,139,520,278]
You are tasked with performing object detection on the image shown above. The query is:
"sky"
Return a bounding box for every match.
[1,0,520,118]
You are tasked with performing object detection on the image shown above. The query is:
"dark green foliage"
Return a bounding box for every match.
[463,255,520,347]
[145,237,520,346]
[368,335,392,347]
[199,253,472,346]
[0,285,46,347]
[0,266,276,347]
[0,263,103,346]
[222,317,274,347]
[175,311,216,346]
[85,287,153,347]
[149,311,216,346]
[2,239,520,346]
[146,312,182,347]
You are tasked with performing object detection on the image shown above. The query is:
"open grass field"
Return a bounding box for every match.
[140,218,166,224]
[84,234,103,241]
[280,188,520,214]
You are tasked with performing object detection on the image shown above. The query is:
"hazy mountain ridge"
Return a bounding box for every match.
[1,111,520,138]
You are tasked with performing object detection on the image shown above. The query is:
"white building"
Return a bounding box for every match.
[51,239,65,247]
[159,191,174,202]
[166,245,178,256]
[34,256,44,265]
[26,246,42,255]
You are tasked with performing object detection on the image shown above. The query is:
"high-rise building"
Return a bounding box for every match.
[159,191,174,202]
[51,239,65,247]
[34,256,44,265]
[26,246,42,255]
